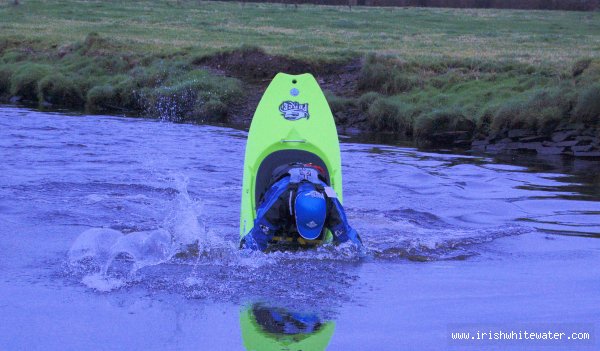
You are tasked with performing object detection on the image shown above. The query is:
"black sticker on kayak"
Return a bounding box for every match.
[279,101,309,121]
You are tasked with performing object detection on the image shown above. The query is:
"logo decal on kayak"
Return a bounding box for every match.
[279,101,309,121]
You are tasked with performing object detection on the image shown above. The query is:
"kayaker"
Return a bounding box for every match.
[240,162,362,251]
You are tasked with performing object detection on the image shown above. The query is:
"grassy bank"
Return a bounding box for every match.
[1,0,599,146]
[329,54,600,144]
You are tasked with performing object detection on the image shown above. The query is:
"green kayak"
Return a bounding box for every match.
[239,73,342,243]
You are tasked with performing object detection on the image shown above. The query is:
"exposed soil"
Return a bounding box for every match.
[193,47,364,128]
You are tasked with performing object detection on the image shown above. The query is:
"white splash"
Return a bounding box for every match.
[165,175,205,252]
[81,273,126,292]
[68,174,208,291]
[68,228,122,263]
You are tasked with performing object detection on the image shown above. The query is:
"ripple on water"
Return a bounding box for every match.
[1,108,598,317]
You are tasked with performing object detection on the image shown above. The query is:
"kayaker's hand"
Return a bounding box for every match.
[241,233,266,251]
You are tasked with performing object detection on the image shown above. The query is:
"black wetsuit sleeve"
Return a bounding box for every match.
[325,196,362,246]
[263,190,291,231]
[241,179,291,251]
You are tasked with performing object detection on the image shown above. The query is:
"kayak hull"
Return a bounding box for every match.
[239,73,342,242]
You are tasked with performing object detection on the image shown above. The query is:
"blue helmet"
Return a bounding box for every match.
[294,182,326,240]
[252,304,323,335]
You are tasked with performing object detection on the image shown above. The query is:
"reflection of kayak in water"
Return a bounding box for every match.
[239,73,343,246]
[240,303,335,351]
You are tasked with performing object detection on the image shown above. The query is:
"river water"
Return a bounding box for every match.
[1,106,599,350]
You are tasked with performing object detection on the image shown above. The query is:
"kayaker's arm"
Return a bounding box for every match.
[325,194,362,247]
[241,178,290,251]
[241,213,280,251]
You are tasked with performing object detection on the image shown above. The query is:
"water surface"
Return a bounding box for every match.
[1,107,599,350]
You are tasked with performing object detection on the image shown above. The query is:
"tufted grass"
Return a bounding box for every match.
[0,0,599,140]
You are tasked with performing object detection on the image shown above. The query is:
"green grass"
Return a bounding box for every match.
[572,84,600,124]
[1,1,599,66]
[0,0,599,142]
[348,55,600,141]
[0,29,243,120]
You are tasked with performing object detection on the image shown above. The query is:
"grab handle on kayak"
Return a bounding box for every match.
[280,139,306,143]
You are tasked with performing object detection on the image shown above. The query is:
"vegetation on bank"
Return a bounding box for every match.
[0,0,599,145]
[327,55,600,144]
[0,32,243,122]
